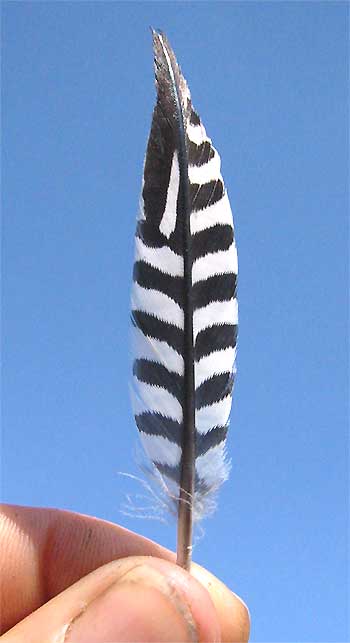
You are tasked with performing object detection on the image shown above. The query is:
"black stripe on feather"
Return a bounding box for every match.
[132,310,184,356]
[136,220,168,248]
[136,220,184,257]
[192,225,234,261]
[196,425,228,456]
[136,412,182,446]
[193,274,237,310]
[190,110,201,126]
[142,111,175,225]
[137,414,227,458]
[195,372,234,410]
[190,180,224,211]
[134,261,184,308]
[188,140,215,167]
[133,359,183,402]
[195,323,238,360]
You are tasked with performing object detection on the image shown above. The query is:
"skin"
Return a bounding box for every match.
[0,504,250,642]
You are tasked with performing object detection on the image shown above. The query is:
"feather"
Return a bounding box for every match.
[131,30,238,569]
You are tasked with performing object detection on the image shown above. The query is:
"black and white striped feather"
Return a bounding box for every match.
[131,31,238,568]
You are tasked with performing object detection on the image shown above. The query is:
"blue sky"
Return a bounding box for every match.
[2,2,348,640]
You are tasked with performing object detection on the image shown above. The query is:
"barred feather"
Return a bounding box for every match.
[131,30,238,568]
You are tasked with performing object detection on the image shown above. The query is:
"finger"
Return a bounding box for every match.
[0,503,172,632]
[2,557,221,643]
[192,564,250,643]
[0,504,250,642]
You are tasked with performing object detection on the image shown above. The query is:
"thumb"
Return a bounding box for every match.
[2,556,221,643]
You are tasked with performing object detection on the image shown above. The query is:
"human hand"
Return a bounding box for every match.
[0,504,250,642]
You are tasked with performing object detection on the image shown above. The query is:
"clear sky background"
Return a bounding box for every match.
[2,2,348,641]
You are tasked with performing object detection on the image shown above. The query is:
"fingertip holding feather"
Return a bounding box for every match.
[131,30,237,567]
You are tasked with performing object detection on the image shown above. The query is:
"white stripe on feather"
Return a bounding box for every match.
[194,298,238,338]
[132,284,184,329]
[196,396,232,435]
[195,346,237,388]
[159,150,180,239]
[132,326,184,376]
[183,83,191,104]
[192,245,238,284]
[135,236,183,278]
[187,121,209,146]
[137,191,146,221]
[140,432,181,467]
[191,191,233,235]
[188,153,221,185]
[196,442,229,488]
[132,378,183,422]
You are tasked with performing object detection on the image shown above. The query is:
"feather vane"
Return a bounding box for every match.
[131,30,238,569]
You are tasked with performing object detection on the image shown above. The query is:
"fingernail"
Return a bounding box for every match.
[65,563,198,643]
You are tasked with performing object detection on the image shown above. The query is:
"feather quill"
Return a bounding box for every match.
[131,30,238,569]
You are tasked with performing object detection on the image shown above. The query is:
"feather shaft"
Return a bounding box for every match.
[154,32,196,570]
